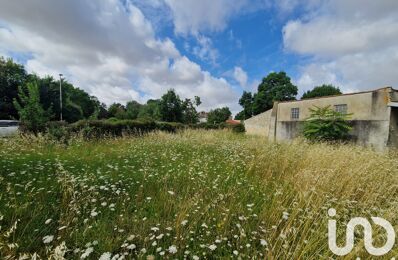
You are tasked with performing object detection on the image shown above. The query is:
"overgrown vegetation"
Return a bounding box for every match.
[1,130,397,259]
[41,119,234,142]
[13,82,50,134]
[303,106,352,142]
[207,107,232,124]
[1,58,204,125]
[301,84,342,99]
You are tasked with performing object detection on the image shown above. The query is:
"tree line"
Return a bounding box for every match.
[1,57,232,127]
[235,71,341,120]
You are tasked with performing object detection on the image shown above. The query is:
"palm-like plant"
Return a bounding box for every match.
[303,106,352,142]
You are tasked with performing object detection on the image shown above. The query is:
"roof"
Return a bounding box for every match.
[278,86,397,104]
[225,119,241,125]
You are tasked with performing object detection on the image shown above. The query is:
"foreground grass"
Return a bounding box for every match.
[1,130,398,259]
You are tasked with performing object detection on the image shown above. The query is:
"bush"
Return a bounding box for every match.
[231,123,245,133]
[303,106,352,142]
[22,119,235,141]
[45,121,70,142]
[70,119,155,139]
[190,122,226,130]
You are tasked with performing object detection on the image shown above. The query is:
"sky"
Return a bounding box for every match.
[1,0,398,114]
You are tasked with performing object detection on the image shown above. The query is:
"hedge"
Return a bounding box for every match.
[42,119,243,140]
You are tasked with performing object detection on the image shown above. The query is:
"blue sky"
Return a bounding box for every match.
[1,0,398,114]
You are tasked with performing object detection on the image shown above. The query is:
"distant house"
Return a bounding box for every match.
[198,111,208,123]
[244,87,398,149]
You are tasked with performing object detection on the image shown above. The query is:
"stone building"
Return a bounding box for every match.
[244,87,398,149]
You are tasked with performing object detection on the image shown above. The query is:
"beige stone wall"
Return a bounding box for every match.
[277,89,392,122]
[244,88,398,149]
[274,88,394,149]
[244,110,272,137]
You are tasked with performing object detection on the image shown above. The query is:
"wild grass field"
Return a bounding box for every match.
[1,130,398,259]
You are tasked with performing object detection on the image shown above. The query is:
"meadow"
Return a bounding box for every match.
[1,130,398,259]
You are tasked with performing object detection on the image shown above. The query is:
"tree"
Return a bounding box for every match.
[303,106,352,142]
[0,57,28,119]
[159,89,183,122]
[302,84,342,99]
[236,91,253,120]
[97,102,109,119]
[126,100,142,120]
[108,103,127,119]
[13,82,49,134]
[29,75,99,122]
[182,96,201,124]
[234,110,245,120]
[252,72,297,115]
[207,107,231,124]
[138,99,161,120]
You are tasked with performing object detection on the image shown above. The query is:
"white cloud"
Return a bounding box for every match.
[0,0,239,111]
[233,67,248,87]
[192,35,219,66]
[283,0,398,93]
[163,0,248,35]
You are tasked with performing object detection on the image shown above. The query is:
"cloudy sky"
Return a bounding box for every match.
[1,0,398,113]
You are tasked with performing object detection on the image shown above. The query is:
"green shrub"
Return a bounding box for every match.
[45,121,70,142]
[303,106,352,142]
[190,122,226,130]
[30,119,233,141]
[231,123,245,133]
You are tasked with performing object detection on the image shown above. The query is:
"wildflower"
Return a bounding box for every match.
[80,247,94,259]
[209,244,217,251]
[45,219,52,224]
[156,234,164,240]
[193,256,199,260]
[282,211,289,220]
[127,244,136,250]
[151,227,159,232]
[168,245,178,254]
[90,211,98,217]
[99,252,112,260]
[53,241,67,258]
[43,235,54,244]
[181,220,188,226]
[260,239,268,246]
[233,250,238,255]
[127,235,135,241]
[168,191,175,195]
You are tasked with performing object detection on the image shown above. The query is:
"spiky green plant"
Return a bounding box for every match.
[303,105,352,142]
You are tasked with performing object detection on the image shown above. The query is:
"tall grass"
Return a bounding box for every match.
[0,130,397,259]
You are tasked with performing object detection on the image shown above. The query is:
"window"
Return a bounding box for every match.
[334,104,348,114]
[291,108,300,119]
